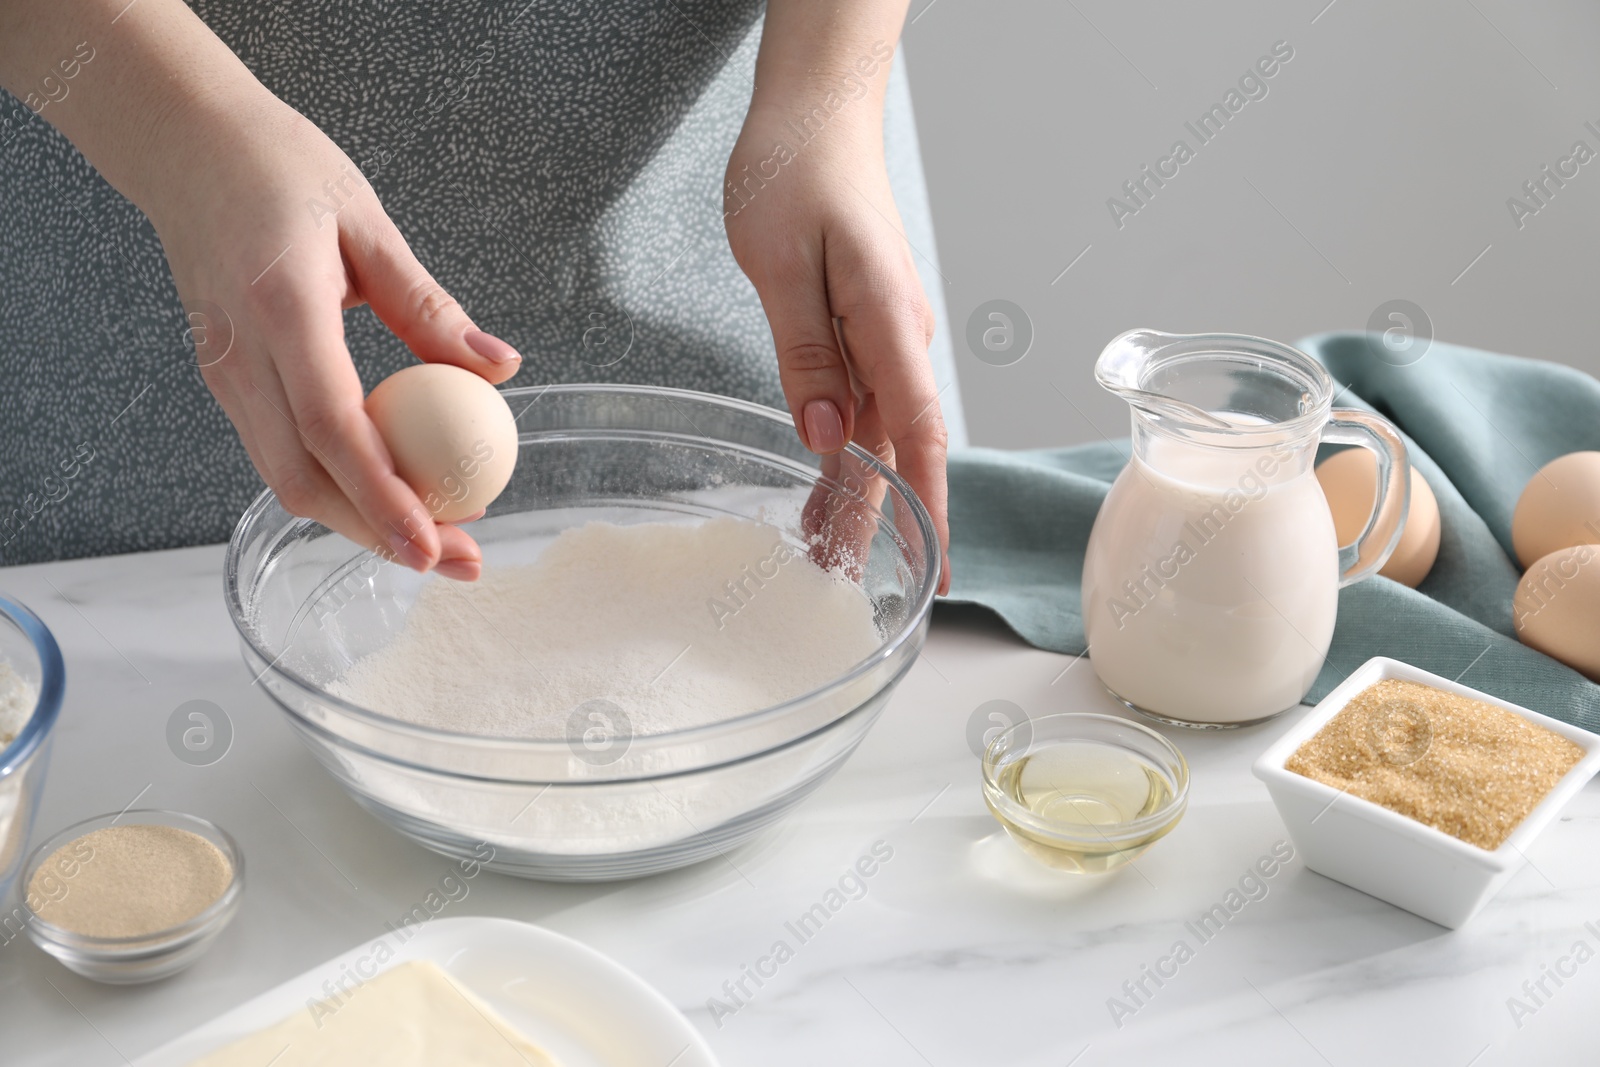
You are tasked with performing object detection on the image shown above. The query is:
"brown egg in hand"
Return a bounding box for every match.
[1512,451,1600,569]
[1316,448,1441,588]
[365,364,519,523]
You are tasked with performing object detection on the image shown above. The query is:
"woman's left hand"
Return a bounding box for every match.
[724,88,951,594]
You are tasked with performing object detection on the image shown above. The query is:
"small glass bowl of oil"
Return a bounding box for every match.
[982,713,1189,874]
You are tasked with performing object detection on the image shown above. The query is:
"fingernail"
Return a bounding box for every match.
[435,557,482,582]
[387,532,431,572]
[803,399,846,454]
[464,328,521,365]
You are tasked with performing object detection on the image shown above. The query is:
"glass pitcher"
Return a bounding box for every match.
[1082,330,1409,728]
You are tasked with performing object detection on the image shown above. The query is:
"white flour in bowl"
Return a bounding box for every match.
[0,661,36,746]
[331,517,882,738]
[0,661,39,868]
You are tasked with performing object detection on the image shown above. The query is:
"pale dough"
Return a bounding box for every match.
[186,960,558,1066]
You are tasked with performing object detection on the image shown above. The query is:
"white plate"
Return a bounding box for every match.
[133,916,718,1067]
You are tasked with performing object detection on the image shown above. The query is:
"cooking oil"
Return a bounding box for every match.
[984,740,1182,874]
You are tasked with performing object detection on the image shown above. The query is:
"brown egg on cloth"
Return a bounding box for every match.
[1513,451,1600,569]
[1316,448,1441,588]
[1514,544,1600,682]
[365,364,519,523]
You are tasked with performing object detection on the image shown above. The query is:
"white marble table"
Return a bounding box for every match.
[2,544,1597,1066]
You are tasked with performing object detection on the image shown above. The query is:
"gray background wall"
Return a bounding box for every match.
[904,0,1600,450]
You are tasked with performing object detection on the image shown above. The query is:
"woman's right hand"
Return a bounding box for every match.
[0,0,517,580]
[147,97,521,580]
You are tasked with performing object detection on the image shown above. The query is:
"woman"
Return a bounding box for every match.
[0,0,961,588]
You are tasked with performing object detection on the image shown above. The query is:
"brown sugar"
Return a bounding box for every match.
[1285,678,1585,850]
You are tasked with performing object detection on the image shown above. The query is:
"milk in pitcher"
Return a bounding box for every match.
[1082,432,1338,725]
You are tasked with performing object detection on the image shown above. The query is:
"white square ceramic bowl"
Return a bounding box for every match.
[1253,657,1600,929]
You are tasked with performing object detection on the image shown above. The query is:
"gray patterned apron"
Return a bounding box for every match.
[0,0,962,565]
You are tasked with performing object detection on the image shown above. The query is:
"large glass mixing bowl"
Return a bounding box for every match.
[225,385,938,881]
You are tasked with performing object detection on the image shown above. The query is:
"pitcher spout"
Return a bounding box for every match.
[1094,328,1334,440]
[1096,330,1235,431]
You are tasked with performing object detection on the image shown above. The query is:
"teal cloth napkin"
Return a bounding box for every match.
[943,332,1600,732]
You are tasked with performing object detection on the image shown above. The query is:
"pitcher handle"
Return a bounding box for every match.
[1322,409,1411,588]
